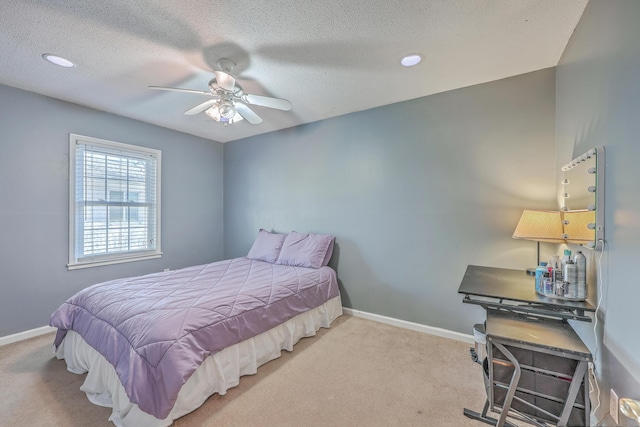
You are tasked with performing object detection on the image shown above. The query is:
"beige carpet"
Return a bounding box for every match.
[1,315,492,426]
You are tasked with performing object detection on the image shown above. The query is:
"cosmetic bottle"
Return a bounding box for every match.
[560,249,572,280]
[535,262,548,294]
[574,251,587,299]
[564,259,578,298]
[543,267,554,295]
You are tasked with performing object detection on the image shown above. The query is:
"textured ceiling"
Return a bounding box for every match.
[0,1,587,143]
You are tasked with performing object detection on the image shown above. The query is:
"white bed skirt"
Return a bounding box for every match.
[55,295,343,427]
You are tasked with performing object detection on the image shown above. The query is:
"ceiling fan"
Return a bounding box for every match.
[149,59,292,125]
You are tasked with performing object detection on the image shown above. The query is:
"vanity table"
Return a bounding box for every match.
[458,265,595,427]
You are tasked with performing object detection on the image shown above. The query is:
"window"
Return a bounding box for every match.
[68,134,161,269]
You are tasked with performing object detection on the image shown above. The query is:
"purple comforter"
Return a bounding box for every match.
[50,257,339,419]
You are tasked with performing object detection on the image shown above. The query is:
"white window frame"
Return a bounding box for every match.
[68,134,162,270]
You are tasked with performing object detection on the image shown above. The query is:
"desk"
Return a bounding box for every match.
[458,265,593,427]
[459,265,595,321]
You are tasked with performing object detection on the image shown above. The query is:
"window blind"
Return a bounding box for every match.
[71,137,159,265]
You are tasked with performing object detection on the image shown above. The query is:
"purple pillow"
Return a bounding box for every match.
[247,229,287,263]
[276,231,335,269]
[322,238,335,266]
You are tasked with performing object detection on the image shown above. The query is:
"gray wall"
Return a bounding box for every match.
[0,84,224,336]
[224,68,557,334]
[556,0,640,424]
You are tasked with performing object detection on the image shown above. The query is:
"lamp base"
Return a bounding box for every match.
[526,267,537,276]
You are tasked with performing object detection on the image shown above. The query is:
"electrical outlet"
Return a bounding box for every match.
[610,388,619,424]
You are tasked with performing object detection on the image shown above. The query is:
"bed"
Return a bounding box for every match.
[50,230,341,427]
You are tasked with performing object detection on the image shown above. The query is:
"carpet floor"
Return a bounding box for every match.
[1,314,492,426]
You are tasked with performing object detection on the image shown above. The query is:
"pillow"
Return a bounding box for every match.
[276,231,335,269]
[322,237,335,266]
[246,229,287,263]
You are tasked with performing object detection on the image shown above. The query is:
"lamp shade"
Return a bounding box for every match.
[512,210,565,243]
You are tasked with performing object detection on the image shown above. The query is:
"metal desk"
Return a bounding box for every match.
[458,265,593,427]
[458,265,595,322]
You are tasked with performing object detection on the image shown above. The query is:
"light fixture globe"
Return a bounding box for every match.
[205,104,244,125]
[218,101,236,119]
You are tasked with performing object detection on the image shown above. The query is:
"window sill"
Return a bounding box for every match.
[67,253,162,270]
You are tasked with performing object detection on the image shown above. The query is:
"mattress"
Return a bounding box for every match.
[50,257,340,424]
[55,295,342,427]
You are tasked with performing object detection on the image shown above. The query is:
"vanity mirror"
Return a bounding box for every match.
[561,147,605,250]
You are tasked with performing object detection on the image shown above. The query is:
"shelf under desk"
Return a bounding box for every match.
[486,311,591,359]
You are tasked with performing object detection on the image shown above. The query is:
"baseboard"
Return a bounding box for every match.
[0,325,56,347]
[342,307,474,344]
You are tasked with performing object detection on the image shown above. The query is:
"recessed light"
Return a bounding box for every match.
[400,54,422,67]
[42,54,75,68]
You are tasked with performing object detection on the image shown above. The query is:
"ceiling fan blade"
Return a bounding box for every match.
[243,94,292,111]
[148,86,212,96]
[214,71,236,92]
[235,103,263,125]
[184,99,219,115]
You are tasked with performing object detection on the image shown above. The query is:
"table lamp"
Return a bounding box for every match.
[512,210,565,275]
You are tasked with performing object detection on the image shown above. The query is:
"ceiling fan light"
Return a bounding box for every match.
[218,102,236,119]
[205,105,243,124]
